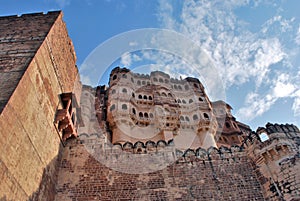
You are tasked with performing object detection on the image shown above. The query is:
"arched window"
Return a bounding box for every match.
[189,99,193,103]
[225,122,230,128]
[122,88,127,93]
[259,133,269,142]
[165,79,169,83]
[193,114,198,120]
[138,95,142,99]
[139,112,143,118]
[177,99,181,103]
[112,75,117,80]
[185,116,190,121]
[142,81,146,85]
[153,77,158,82]
[159,78,163,83]
[122,104,128,110]
[111,89,116,94]
[178,85,182,90]
[148,96,152,100]
[199,97,203,102]
[168,93,172,97]
[137,80,141,85]
[203,113,209,120]
[132,108,136,115]
[149,113,154,118]
[143,95,147,100]
[162,92,167,97]
[131,77,134,83]
[194,83,198,88]
[144,113,149,118]
[180,116,184,121]
[132,93,135,98]
[122,74,127,78]
[174,85,178,90]
[182,99,186,104]
[110,104,115,111]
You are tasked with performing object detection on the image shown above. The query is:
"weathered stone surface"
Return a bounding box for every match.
[0,11,79,200]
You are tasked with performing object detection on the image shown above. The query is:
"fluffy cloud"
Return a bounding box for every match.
[237,92,276,121]
[272,74,296,98]
[157,0,300,125]
[237,73,297,121]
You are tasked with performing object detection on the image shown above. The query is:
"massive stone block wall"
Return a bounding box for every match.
[0,11,79,200]
[55,136,265,201]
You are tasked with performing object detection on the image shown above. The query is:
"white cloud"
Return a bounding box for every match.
[157,0,176,29]
[262,15,294,34]
[237,73,298,121]
[295,26,300,45]
[120,52,143,67]
[237,92,277,121]
[157,0,300,125]
[272,74,296,98]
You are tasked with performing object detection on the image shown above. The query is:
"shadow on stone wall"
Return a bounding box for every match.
[28,144,64,201]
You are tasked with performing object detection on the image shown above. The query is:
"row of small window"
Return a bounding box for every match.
[110,104,128,111]
[225,122,238,129]
[132,93,153,100]
[176,97,204,104]
[111,88,204,103]
[132,108,154,119]
[110,104,209,121]
[112,74,201,90]
[180,113,210,122]
[111,88,129,94]
[219,136,239,143]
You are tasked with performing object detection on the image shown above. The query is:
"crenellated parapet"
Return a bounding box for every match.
[244,123,300,201]
[78,132,246,162]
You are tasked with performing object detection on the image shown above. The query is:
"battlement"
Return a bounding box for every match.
[257,122,300,134]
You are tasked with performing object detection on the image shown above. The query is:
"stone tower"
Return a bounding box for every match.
[246,123,300,200]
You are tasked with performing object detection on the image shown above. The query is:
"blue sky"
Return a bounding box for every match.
[1,0,300,130]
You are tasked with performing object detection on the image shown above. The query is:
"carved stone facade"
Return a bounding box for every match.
[106,67,217,150]
[212,100,251,147]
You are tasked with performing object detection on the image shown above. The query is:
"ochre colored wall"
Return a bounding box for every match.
[0,12,78,200]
